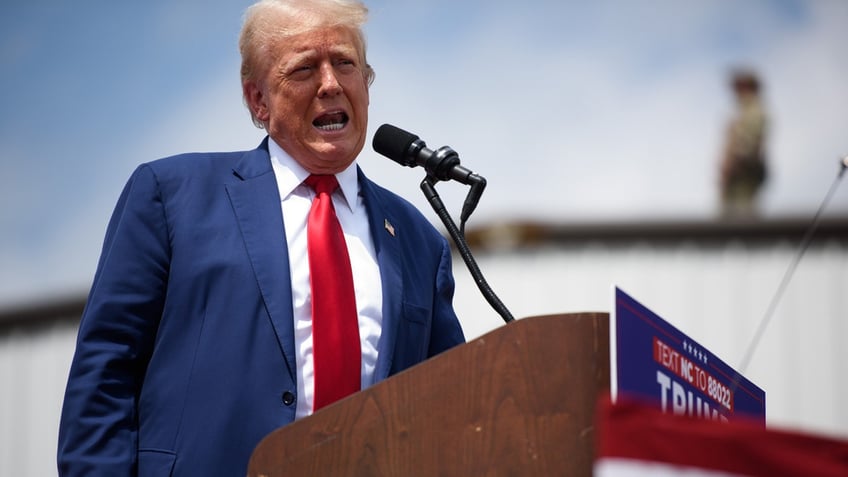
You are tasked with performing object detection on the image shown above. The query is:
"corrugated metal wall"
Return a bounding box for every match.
[452,239,848,439]
[1,319,78,476]
[1,236,846,474]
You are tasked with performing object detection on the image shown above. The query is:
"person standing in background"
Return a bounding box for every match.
[719,69,769,218]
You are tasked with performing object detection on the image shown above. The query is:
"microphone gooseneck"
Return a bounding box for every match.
[373,124,514,324]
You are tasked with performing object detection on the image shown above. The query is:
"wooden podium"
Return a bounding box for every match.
[247,313,610,476]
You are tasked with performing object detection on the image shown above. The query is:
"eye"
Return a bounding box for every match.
[286,63,314,80]
[335,58,357,72]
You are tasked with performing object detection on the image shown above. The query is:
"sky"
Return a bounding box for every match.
[1,0,847,306]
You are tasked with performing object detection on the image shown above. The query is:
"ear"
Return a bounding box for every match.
[242,80,269,123]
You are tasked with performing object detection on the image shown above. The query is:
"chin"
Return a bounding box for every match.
[316,141,363,162]
[306,151,356,173]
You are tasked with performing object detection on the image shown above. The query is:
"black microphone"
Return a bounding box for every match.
[373,123,487,223]
[373,123,514,324]
[373,124,484,186]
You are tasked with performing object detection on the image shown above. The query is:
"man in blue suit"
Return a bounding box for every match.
[57,0,465,475]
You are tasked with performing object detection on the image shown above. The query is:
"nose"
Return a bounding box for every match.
[317,63,342,98]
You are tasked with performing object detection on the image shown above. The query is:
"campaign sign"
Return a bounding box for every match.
[610,286,766,423]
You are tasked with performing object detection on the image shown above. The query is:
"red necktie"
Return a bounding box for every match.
[305,174,361,411]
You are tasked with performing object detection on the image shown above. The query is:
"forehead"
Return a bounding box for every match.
[279,26,362,58]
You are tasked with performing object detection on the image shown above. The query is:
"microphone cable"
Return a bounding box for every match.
[737,156,848,375]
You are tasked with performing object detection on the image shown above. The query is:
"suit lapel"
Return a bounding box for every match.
[225,157,405,383]
[358,168,403,381]
[226,140,297,381]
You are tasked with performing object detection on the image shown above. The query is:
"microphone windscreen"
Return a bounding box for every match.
[373,124,419,165]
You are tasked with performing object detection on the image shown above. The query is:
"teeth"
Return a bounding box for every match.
[317,122,344,131]
[314,112,347,131]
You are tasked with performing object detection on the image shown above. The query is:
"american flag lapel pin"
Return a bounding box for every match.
[384,218,396,237]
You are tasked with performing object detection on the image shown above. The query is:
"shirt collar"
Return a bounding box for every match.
[268,137,359,212]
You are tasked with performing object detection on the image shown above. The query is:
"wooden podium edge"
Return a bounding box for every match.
[248,312,610,476]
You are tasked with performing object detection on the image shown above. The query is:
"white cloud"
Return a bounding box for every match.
[2,0,847,305]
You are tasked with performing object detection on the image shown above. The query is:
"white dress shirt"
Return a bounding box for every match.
[268,139,383,419]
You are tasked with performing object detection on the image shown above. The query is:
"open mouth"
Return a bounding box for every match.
[313,111,349,132]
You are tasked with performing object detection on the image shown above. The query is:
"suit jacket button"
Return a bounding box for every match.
[282,391,296,406]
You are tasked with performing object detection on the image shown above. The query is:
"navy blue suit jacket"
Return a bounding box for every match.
[58,139,465,476]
